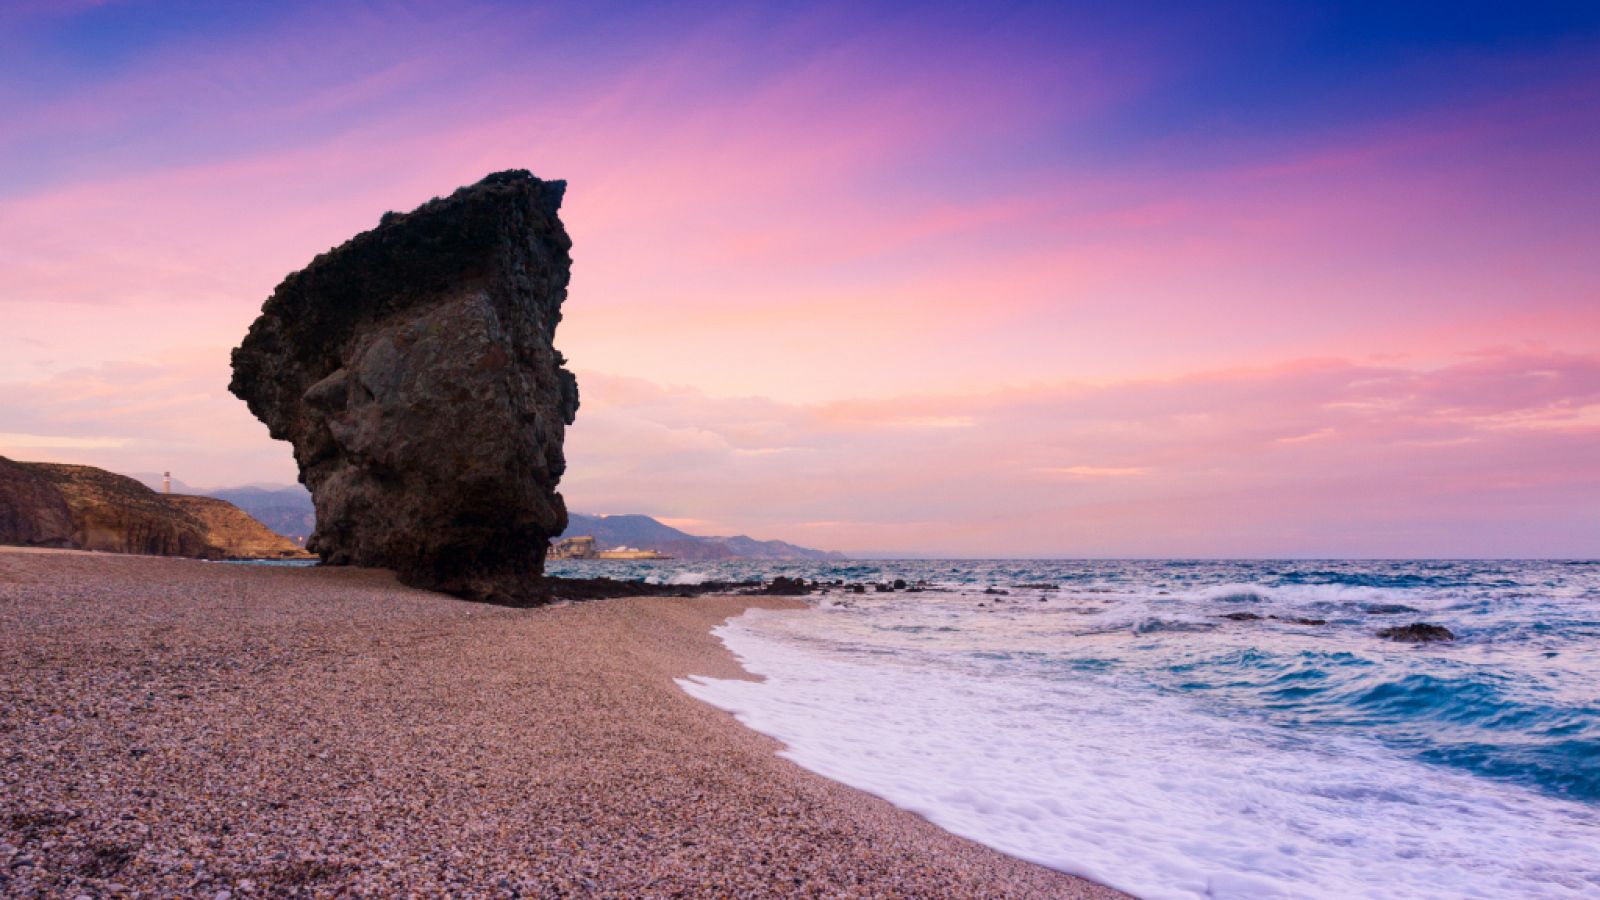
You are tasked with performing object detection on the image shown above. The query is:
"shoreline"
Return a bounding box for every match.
[1,548,1120,897]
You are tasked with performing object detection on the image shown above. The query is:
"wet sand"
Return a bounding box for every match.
[0,548,1121,897]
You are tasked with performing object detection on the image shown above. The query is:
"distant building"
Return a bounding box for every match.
[549,535,597,559]
[548,535,671,560]
[596,547,671,560]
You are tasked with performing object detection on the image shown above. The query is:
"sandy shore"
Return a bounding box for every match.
[0,548,1121,898]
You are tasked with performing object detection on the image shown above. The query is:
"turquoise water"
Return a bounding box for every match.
[562,558,1600,896]
[564,558,1600,801]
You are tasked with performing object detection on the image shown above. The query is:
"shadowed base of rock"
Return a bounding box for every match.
[435,574,821,607]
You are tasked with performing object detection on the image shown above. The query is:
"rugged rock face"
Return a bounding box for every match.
[0,457,74,548]
[0,458,306,559]
[30,463,215,557]
[229,170,579,600]
[164,495,312,560]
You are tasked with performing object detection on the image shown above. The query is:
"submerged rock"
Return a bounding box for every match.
[1271,615,1328,626]
[230,171,578,601]
[1377,622,1456,643]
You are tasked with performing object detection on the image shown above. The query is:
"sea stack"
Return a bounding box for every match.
[229,170,579,601]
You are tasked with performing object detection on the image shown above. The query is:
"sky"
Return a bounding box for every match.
[2,0,1598,557]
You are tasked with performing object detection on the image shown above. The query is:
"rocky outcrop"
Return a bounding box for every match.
[0,457,74,548]
[228,170,578,601]
[0,458,306,559]
[164,495,311,560]
[31,463,215,557]
[1377,622,1456,643]
[759,576,814,596]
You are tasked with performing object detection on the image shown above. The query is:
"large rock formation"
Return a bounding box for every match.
[229,170,579,601]
[0,457,306,559]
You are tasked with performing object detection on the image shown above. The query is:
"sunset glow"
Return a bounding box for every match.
[3,1,1597,556]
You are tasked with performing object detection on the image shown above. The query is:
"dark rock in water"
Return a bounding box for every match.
[850,583,867,594]
[1377,622,1456,643]
[984,587,1010,595]
[1271,615,1328,626]
[0,457,74,548]
[229,171,577,601]
[875,582,894,593]
[1215,611,1329,626]
[1012,583,1060,591]
[893,578,907,590]
[1363,603,1419,615]
[761,576,813,596]
[475,577,760,607]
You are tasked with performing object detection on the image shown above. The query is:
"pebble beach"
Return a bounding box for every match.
[0,548,1120,898]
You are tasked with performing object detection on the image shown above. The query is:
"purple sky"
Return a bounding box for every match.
[2,2,1598,556]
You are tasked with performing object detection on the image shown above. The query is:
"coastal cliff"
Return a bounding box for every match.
[0,457,74,548]
[0,458,306,559]
[229,170,578,602]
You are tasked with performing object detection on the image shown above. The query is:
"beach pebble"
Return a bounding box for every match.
[0,548,1118,899]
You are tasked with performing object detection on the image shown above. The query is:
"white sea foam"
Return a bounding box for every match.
[644,570,714,585]
[1190,581,1440,611]
[679,608,1600,899]
[665,570,712,585]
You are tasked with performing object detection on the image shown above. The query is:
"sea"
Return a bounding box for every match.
[549,557,1600,899]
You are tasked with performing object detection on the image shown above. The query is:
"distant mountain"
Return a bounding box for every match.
[123,474,841,560]
[206,485,315,544]
[561,513,846,561]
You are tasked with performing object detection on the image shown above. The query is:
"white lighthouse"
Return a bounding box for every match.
[163,471,171,494]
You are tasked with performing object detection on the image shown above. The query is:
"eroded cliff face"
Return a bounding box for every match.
[0,458,306,560]
[32,463,215,557]
[228,170,578,601]
[164,495,313,561]
[0,457,74,548]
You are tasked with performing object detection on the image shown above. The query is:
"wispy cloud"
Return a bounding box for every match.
[1038,466,1151,478]
[1,3,1596,554]
[561,349,1600,557]
[0,432,128,450]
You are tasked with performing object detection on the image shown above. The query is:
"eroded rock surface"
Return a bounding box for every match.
[1377,622,1456,643]
[229,171,578,601]
[0,456,74,548]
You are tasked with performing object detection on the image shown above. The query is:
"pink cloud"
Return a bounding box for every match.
[0,350,294,487]
[561,350,1600,557]
[2,5,1596,556]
